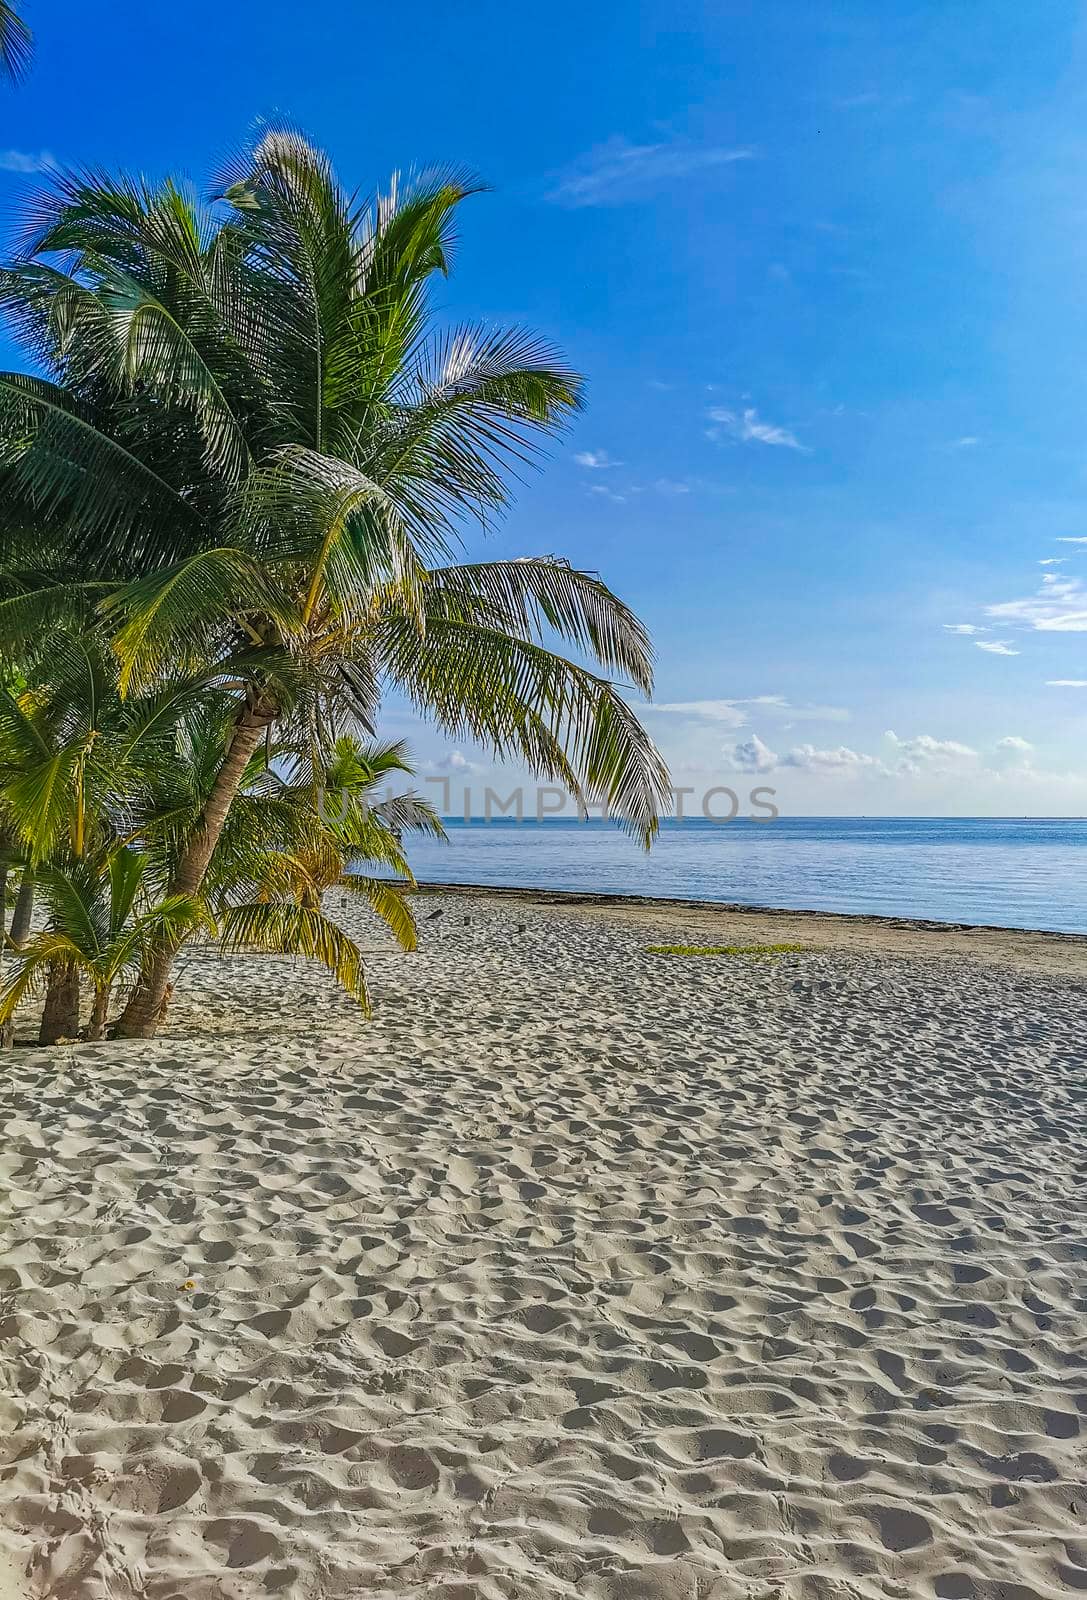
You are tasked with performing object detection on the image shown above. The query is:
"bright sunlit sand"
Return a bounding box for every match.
[2,892,1084,1599]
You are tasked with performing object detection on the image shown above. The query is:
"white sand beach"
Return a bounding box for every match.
[2,892,1086,1598]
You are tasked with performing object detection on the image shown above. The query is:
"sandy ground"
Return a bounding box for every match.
[1,891,1086,1598]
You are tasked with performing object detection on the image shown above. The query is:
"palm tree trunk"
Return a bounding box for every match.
[9,868,34,943]
[2,869,34,1048]
[39,956,80,1045]
[88,983,111,1041]
[114,705,274,1039]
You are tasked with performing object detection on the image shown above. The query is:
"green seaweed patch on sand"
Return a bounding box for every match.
[646,943,810,958]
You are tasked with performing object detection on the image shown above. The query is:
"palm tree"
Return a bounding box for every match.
[0,130,670,1036]
[0,626,223,1035]
[153,729,439,1018]
[0,851,212,1042]
[0,2,32,84]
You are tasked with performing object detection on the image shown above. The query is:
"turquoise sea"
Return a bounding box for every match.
[387,817,1087,935]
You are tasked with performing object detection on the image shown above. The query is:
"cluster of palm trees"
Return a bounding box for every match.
[0,127,668,1042]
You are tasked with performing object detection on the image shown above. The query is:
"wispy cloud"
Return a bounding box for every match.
[987,575,1087,632]
[995,735,1032,753]
[574,449,622,469]
[1047,679,1087,687]
[707,406,808,452]
[547,135,755,207]
[1056,537,1087,544]
[0,149,54,174]
[587,483,627,505]
[975,639,1020,655]
[647,695,848,730]
[949,435,980,449]
[943,623,986,635]
[1039,558,1066,566]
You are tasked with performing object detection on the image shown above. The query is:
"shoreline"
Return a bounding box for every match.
[408,876,1087,941]
[404,879,1087,979]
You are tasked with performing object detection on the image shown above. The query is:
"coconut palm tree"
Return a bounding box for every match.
[0,130,670,1036]
[0,2,32,84]
[128,722,437,1022]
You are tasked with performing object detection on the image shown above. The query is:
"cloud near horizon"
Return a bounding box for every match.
[727,729,992,780]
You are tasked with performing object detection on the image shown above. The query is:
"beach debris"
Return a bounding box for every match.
[179,1279,197,1292]
[425,909,444,921]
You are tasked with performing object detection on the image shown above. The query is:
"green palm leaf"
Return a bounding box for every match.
[0,372,200,569]
[377,615,669,842]
[0,1,32,84]
[219,900,372,1013]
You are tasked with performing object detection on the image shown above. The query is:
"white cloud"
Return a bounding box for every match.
[547,136,755,207]
[949,435,980,449]
[653,477,691,495]
[1046,679,1087,687]
[727,737,883,775]
[884,732,978,774]
[723,727,1022,784]
[975,639,1020,655]
[729,735,779,773]
[943,623,985,635]
[1055,537,1087,544]
[780,743,883,771]
[574,449,622,469]
[986,575,1087,632]
[0,149,54,174]
[885,731,977,758]
[434,751,475,773]
[588,483,627,505]
[652,700,751,729]
[707,406,808,452]
[647,695,849,729]
[1039,558,1066,566]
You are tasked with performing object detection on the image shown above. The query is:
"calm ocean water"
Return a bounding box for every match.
[387,817,1087,934]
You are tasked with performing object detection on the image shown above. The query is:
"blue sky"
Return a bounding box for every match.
[4,0,1087,814]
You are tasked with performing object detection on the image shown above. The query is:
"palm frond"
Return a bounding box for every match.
[377,616,669,843]
[338,872,418,951]
[2,748,81,863]
[234,444,426,617]
[0,372,200,570]
[219,900,371,1013]
[427,558,654,694]
[105,547,297,693]
[0,1,32,84]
